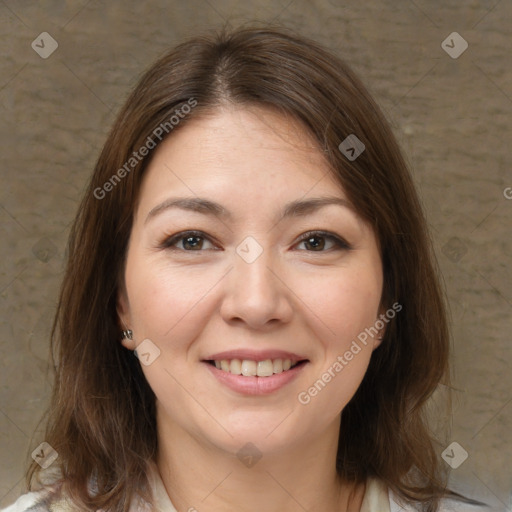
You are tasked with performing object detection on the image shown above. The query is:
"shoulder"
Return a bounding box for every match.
[1,490,51,512]
[434,496,502,512]
[1,491,40,512]
[0,484,76,512]
[1,481,152,512]
[389,488,502,512]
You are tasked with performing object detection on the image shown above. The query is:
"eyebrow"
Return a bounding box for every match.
[144,196,354,225]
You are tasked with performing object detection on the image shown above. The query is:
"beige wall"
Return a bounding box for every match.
[0,0,510,509]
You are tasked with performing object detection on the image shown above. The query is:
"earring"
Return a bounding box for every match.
[122,329,133,340]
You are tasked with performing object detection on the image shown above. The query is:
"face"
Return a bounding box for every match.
[118,106,384,457]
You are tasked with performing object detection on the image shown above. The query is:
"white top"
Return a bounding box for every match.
[1,461,494,511]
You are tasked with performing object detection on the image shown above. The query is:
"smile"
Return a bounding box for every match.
[207,358,303,377]
[204,358,309,395]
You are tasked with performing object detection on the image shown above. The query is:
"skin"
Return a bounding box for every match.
[118,106,385,512]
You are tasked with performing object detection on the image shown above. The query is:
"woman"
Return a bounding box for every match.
[2,26,490,512]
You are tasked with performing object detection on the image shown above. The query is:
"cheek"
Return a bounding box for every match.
[123,254,221,416]
[294,265,382,347]
[293,267,381,411]
[124,251,224,346]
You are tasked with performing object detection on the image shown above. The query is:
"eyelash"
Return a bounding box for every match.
[297,230,352,251]
[159,230,352,252]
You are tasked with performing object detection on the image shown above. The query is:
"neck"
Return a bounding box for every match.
[155,410,365,512]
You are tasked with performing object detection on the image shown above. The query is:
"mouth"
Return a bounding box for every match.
[204,358,308,377]
[202,349,310,394]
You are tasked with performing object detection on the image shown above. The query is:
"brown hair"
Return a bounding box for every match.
[27,25,452,511]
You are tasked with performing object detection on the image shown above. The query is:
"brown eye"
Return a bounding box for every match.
[162,231,216,251]
[181,235,205,250]
[302,234,327,251]
[296,231,351,252]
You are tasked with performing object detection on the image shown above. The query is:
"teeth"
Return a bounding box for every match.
[241,360,257,376]
[212,358,298,377]
[273,359,283,373]
[257,359,273,377]
[230,359,242,375]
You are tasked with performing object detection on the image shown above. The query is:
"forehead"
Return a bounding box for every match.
[136,106,352,217]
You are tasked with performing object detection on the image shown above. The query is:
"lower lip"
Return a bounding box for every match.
[203,361,308,395]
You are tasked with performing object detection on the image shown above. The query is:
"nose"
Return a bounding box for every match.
[219,241,293,330]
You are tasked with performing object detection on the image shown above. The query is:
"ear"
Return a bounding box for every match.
[117,287,136,350]
[373,306,388,350]
[373,332,385,350]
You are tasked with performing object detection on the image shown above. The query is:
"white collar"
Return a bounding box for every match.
[361,478,391,512]
[144,460,178,512]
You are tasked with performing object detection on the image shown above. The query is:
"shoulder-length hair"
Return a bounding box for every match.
[26,25,451,512]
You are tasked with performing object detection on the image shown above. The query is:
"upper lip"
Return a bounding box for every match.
[204,349,308,363]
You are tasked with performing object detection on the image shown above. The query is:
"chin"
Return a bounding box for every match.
[202,410,308,455]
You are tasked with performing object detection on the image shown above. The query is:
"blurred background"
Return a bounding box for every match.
[0,0,510,509]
